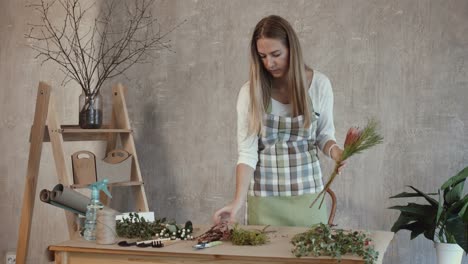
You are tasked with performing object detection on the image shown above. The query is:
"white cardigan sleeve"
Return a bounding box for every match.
[312,72,336,152]
[236,82,259,169]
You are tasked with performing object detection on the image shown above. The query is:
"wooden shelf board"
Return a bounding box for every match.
[70,181,143,189]
[38,125,132,142]
[60,125,132,133]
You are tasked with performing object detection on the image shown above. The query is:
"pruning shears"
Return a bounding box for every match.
[193,241,223,250]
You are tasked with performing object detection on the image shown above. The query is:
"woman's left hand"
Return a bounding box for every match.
[336,160,347,174]
[331,147,347,174]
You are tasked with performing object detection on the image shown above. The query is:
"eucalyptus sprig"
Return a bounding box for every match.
[291,223,378,264]
[116,213,167,240]
[116,213,193,241]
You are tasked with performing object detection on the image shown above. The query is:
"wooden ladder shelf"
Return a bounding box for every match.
[16,82,149,264]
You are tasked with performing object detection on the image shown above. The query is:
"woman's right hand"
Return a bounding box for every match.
[213,164,254,224]
[212,201,241,225]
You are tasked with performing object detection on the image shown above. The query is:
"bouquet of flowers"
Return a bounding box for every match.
[310,119,384,208]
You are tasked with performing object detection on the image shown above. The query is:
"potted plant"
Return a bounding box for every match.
[389,166,468,264]
[26,0,183,128]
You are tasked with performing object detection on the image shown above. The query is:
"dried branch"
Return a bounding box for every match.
[25,0,185,96]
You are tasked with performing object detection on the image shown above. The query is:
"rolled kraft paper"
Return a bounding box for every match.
[51,184,90,214]
[40,189,85,215]
[40,189,51,203]
[50,184,119,215]
[50,201,84,215]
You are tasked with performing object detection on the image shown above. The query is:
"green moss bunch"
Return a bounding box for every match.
[291,223,378,264]
[230,224,269,246]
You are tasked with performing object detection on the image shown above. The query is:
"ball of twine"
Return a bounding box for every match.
[96,209,117,245]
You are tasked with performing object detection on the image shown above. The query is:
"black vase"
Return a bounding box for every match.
[79,91,103,129]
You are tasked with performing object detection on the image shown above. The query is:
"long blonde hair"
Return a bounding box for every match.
[248,15,311,135]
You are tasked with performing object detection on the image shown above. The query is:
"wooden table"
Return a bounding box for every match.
[49,226,394,264]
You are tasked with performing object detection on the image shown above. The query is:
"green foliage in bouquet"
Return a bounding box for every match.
[291,223,378,264]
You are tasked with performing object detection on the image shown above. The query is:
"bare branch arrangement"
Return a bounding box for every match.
[26,0,184,127]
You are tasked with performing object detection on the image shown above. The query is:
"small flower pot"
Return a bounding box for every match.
[434,242,463,264]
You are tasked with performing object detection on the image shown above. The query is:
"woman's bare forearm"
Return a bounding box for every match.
[232,163,255,206]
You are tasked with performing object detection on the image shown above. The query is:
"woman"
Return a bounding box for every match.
[213,15,345,227]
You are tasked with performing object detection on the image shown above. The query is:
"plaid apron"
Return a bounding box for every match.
[247,95,327,226]
[249,98,323,197]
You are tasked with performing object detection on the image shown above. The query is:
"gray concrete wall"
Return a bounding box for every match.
[1,0,467,263]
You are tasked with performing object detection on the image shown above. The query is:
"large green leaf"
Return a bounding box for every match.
[389,204,436,217]
[459,202,468,222]
[423,224,436,241]
[408,186,439,207]
[441,166,468,190]
[436,190,443,224]
[444,181,465,205]
[390,211,436,240]
[398,222,430,240]
[390,214,418,233]
[389,192,438,199]
[448,194,468,215]
[390,188,439,241]
[446,216,468,253]
[392,218,435,240]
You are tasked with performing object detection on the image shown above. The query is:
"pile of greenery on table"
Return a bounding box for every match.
[195,222,270,246]
[116,213,193,241]
[291,223,378,264]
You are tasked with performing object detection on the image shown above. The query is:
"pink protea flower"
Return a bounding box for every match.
[344,127,362,147]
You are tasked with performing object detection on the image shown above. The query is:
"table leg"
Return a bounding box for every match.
[55,251,69,264]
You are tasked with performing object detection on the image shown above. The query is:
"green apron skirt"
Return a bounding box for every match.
[247,193,328,227]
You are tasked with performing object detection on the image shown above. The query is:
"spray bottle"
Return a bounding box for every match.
[84,179,112,241]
